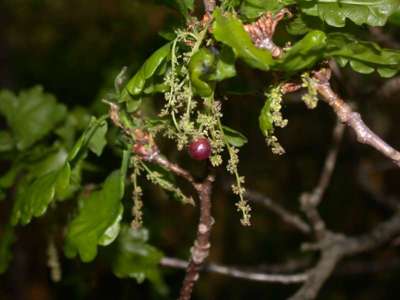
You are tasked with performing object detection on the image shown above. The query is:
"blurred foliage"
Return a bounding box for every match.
[112,226,167,295]
[1,1,400,300]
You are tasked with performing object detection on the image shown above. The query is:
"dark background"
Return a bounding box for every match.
[1,1,400,299]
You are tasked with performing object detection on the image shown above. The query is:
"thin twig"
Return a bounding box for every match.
[178,175,214,300]
[161,257,308,284]
[300,121,345,237]
[357,161,400,210]
[161,255,400,285]
[221,179,310,234]
[380,76,400,99]
[308,121,345,207]
[369,27,400,49]
[344,210,400,254]
[153,155,197,185]
[203,0,216,14]
[245,189,311,234]
[336,257,400,275]
[312,68,400,168]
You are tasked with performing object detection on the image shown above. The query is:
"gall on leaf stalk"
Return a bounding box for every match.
[188,137,212,160]
[107,114,216,300]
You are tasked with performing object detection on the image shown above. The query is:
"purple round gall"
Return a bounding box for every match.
[188,138,211,160]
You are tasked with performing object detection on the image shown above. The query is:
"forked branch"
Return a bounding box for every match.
[136,140,215,300]
[290,210,400,300]
[106,102,215,300]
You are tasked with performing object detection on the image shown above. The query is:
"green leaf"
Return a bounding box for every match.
[0,86,67,150]
[349,60,375,74]
[208,46,237,81]
[0,131,14,152]
[222,126,248,147]
[119,150,130,194]
[259,98,273,136]
[28,148,69,178]
[212,8,274,71]
[189,47,237,97]
[273,30,327,73]
[143,81,169,94]
[189,48,217,97]
[377,67,398,77]
[173,0,194,17]
[88,120,108,156]
[144,117,170,131]
[240,0,296,20]
[1,148,69,203]
[299,0,400,27]
[98,205,124,246]
[159,27,178,41]
[325,33,400,77]
[0,225,15,274]
[286,14,326,35]
[11,162,71,225]
[64,159,128,262]
[55,107,91,148]
[389,9,400,25]
[68,116,108,161]
[126,97,143,113]
[120,43,172,103]
[0,164,21,191]
[112,226,167,295]
[158,0,194,17]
